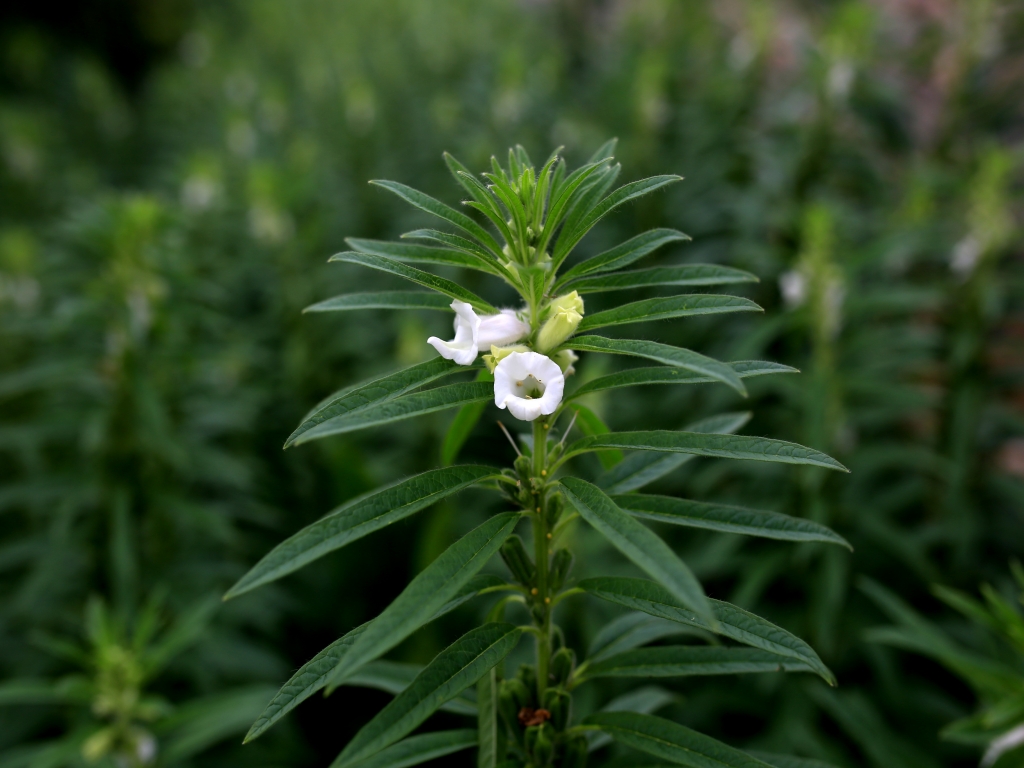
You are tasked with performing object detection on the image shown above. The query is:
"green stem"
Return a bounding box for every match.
[532,418,551,702]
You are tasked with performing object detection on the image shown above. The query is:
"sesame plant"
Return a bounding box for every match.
[225,142,851,768]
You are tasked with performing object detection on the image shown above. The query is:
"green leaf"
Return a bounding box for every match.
[563,264,758,293]
[588,686,676,751]
[746,752,842,768]
[156,686,279,763]
[345,730,478,768]
[560,478,712,625]
[566,404,623,470]
[347,237,497,274]
[587,612,706,662]
[555,229,691,288]
[564,431,848,472]
[541,161,613,250]
[566,362,796,403]
[583,711,774,768]
[326,513,520,691]
[596,412,752,494]
[343,730,478,768]
[293,381,494,444]
[244,574,502,742]
[578,577,835,685]
[305,292,454,314]
[577,295,762,332]
[560,163,622,243]
[442,371,493,466]
[344,661,477,716]
[332,623,521,767]
[329,252,496,313]
[370,180,504,257]
[579,646,814,682]
[565,337,746,396]
[287,358,465,449]
[477,666,500,768]
[588,138,619,163]
[553,176,683,267]
[612,495,851,549]
[225,466,496,599]
[402,229,508,275]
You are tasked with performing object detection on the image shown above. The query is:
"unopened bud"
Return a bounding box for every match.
[484,343,530,373]
[551,349,578,375]
[536,292,584,353]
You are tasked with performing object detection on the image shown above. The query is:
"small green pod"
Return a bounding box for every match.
[500,535,536,588]
[549,548,574,592]
[550,647,576,687]
[542,688,572,731]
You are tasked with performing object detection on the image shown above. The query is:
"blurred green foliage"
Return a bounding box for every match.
[0,0,1021,766]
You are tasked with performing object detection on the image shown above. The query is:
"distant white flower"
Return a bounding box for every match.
[779,270,807,308]
[428,300,529,366]
[983,723,1024,767]
[493,351,564,422]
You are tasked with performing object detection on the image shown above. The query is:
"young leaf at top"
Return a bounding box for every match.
[325,512,520,691]
[331,623,522,768]
[560,478,713,626]
[225,465,498,599]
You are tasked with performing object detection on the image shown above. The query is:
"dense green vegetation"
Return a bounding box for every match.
[0,1,1022,766]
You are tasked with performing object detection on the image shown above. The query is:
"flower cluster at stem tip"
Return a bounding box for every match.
[427,295,582,421]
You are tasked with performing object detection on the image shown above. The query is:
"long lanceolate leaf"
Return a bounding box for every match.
[244,575,503,743]
[576,294,762,332]
[370,180,505,258]
[579,577,835,685]
[747,752,843,768]
[401,229,506,273]
[566,361,796,403]
[552,175,683,267]
[587,612,705,662]
[329,252,496,313]
[345,661,477,716]
[554,229,691,289]
[346,238,497,274]
[613,495,851,549]
[304,292,453,314]
[332,623,522,768]
[476,666,500,768]
[584,711,776,768]
[294,382,494,444]
[578,646,815,682]
[563,263,758,293]
[560,478,713,626]
[326,513,520,692]
[224,466,498,599]
[566,336,747,396]
[596,412,752,494]
[563,431,848,472]
[339,730,478,768]
[287,358,465,448]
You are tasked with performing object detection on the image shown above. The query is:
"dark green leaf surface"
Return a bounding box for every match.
[579,578,835,685]
[566,361,795,403]
[477,666,500,768]
[225,466,496,599]
[577,294,762,332]
[342,730,478,768]
[587,686,677,751]
[243,574,501,742]
[566,337,746,395]
[587,612,707,662]
[596,413,751,494]
[565,263,757,293]
[402,229,506,272]
[294,382,493,444]
[332,623,521,767]
[580,645,814,681]
[555,229,691,287]
[304,292,453,314]
[553,176,684,266]
[747,752,842,768]
[329,252,496,312]
[287,357,464,448]
[613,495,851,549]
[347,237,497,273]
[344,661,477,716]
[584,711,774,768]
[565,431,848,472]
[326,513,520,690]
[370,180,504,257]
[560,478,712,624]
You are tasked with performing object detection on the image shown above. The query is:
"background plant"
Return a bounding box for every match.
[0,0,1022,766]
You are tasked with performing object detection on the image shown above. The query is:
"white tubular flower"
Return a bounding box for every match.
[493,351,565,422]
[428,301,529,366]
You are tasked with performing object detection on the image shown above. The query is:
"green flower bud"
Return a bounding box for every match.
[542,688,572,731]
[551,349,578,375]
[549,548,574,593]
[536,292,584,352]
[550,647,576,687]
[526,722,555,765]
[500,536,536,588]
[484,343,531,373]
